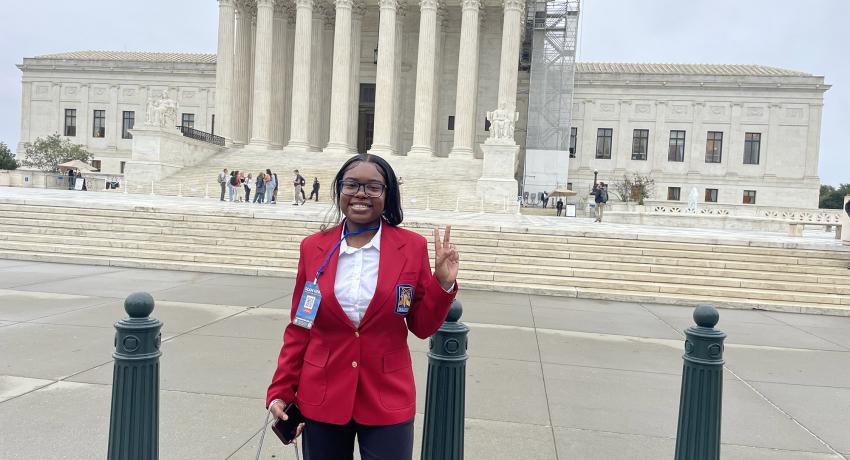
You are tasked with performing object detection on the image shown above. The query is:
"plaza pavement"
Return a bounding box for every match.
[1,260,849,459]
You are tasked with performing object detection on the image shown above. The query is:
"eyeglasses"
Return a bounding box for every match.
[338,180,386,198]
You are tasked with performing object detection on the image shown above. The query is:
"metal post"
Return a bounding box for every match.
[421,300,468,460]
[455,197,460,212]
[674,305,726,460]
[108,292,163,460]
[150,181,155,196]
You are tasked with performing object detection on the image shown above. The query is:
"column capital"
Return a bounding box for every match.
[768,102,782,109]
[353,1,367,18]
[256,0,274,7]
[219,0,236,8]
[419,0,438,11]
[296,0,314,10]
[379,0,399,11]
[335,0,354,10]
[502,0,523,12]
[461,0,481,11]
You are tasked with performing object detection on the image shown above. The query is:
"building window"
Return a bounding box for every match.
[567,182,573,190]
[705,131,723,163]
[90,160,101,171]
[120,161,126,174]
[595,128,612,159]
[447,116,455,131]
[122,111,135,139]
[744,132,761,165]
[668,130,685,162]
[93,110,105,138]
[211,114,216,135]
[569,127,577,158]
[631,129,649,160]
[743,190,756,204]
[667,187,681,201]
[64,109,76,137]
[705,188,718,203]
[181,113,195,129]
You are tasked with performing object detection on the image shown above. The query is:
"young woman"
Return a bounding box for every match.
[265,169,276,204]
[244,172,253,203]
[266,153,459,460]
[254,172,266,203]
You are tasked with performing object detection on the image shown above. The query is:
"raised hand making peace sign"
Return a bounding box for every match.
[433,225,459,291]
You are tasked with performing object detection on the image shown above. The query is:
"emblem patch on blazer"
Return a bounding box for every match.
[395,284,414,315]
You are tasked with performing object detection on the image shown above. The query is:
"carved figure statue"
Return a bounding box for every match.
[486,102,520,144]
[687,187,699,212]
[146,91,179,129]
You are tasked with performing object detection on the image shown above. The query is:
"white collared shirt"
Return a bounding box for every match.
[334,224,382,328]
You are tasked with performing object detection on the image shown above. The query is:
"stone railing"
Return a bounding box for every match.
[642,204,842,223]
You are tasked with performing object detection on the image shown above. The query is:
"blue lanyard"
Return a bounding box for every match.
[313,223,380,283]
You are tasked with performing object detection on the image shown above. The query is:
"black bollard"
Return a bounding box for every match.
[421,300,469,460]
[107,292,163,460]
[674,304,726,460]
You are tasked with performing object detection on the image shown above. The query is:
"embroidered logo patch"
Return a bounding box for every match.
[395,284,414,315]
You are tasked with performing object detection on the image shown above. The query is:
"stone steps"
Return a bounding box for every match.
[1,200,848,314]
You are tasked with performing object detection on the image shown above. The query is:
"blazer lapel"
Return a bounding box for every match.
[359,225,407,328]
[313,227,357,330]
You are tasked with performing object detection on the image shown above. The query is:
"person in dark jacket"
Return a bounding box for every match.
[308,177,320,201]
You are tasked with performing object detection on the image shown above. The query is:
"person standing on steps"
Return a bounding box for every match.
[266,153,460,460]
[594,182,608,222]
[255,172,266,203]
[265,169,276,204]
[244,172,253,204]
[273,173,280,204]
[309,177,320,202]
[292,169,306,205]
[542,191,550,209]
[556,199,564,217]
[218,168,228,201]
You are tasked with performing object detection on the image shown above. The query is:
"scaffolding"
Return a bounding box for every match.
[521,0,580,198]
[525,0,580,151]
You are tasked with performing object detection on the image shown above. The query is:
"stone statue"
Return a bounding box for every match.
[145,91,179,128]
[486,102,519,145]
[687,187,699,212]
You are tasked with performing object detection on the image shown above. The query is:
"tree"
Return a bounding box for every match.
[20,133,92,172]
[819,183,850,209]
[0,142,17,170]
[613,174,656,205]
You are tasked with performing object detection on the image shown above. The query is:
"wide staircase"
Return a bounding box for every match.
[0,201,848,315]
[116,148,517,213]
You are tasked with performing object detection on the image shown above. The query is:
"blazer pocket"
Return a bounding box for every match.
[298,344,329,406]
[379,349,415,410]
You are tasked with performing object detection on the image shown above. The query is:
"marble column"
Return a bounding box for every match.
[764,103,782,177]
[19,82,32,149]
[347,2,365,151]
[270,4,288,148]
[391,5,406,154]
[494,0,524,139]
[326,0,355,154]
[285,0,314,151]
[250,0,275,146]
[449,0,482,158]
[232,7,253,145]
[215,0,236,141]
[308,8,327,151]
[651,101,667,174]
[431,7,446,155]
[320,12,336,149]
[54,84,63,135]
[79,85,89,143]
[369,0,400,156]
[687,102,705,174]
[249,13,257,133]
[283,8,296,145]
[408,0,439,157]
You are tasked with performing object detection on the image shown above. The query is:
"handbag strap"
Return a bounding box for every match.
[254,408,301,460]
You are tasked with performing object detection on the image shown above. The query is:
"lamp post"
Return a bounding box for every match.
[593,169,599,187]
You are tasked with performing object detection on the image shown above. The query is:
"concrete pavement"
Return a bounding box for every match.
[1,260,848,459]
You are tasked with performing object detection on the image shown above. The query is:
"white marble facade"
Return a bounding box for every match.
[16,0,830,208]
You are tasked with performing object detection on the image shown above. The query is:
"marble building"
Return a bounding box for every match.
[15,0,830,208]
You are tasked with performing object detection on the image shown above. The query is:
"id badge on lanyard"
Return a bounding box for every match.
[293,281,321,329]
[292,223,379,330]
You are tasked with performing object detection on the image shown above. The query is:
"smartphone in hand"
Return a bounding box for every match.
[271,403,305,445]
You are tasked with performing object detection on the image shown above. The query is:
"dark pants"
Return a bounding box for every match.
[309,188,319,201]
[557,208,563,216]
[254,189,265,203]
[302,417,414,460]
[244,185,251,203]
[220,182,226,201]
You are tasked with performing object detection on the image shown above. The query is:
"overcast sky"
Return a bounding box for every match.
[1,0,847,185]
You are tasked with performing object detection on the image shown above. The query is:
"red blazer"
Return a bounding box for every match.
[266,223,457,426]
